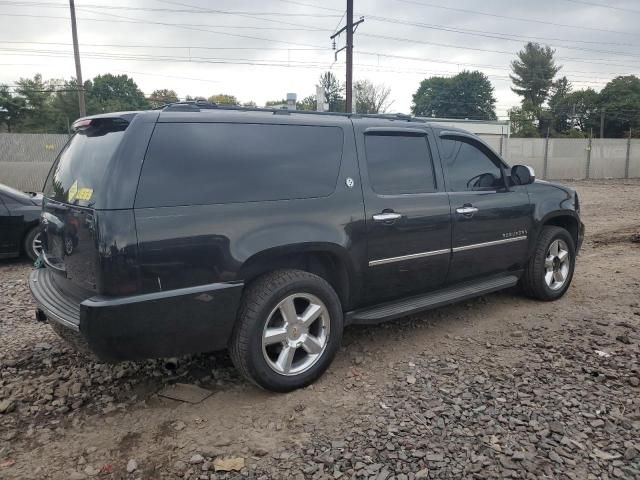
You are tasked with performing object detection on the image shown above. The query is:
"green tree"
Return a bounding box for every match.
[13,74,57,132]
[49,79,83,133]
[510,42,560,108]
[89,74,149,113]
[319,71,344,112]
[208,94,238,105]
[0,85,26,132]
[297,95,317,111]
[555,88,600,135]
[508,105,541,137]
[354,80,393,114]
[598,75,640,138]
[265,99,287,107]
[149,89,179,108]
[547,77,572,134]
[411,70,496,120]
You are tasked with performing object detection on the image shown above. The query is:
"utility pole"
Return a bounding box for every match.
[345,0,354,113]
[599,108,605,139]
[69,0,86,117]
[330,0,364,113]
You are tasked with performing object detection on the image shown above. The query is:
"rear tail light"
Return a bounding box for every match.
[72,118,92,131]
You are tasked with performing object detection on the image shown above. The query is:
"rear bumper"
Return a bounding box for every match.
[29,268,244,362]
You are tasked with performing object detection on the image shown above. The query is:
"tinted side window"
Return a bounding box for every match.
[441,140,503,191]
[136,123,343,207]
[364,134,436,195]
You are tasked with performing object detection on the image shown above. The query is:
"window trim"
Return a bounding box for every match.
[363,132,439,196]
[437,132,509,193]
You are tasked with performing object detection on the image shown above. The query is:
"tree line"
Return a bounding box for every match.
[411,42,640,138]
[0,71,392,134]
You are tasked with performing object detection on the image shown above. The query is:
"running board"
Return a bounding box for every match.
[346,275,519,325]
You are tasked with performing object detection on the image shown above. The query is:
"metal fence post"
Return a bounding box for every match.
[543,128,550,180]
[625,129,632,179]
[586,131,592,180]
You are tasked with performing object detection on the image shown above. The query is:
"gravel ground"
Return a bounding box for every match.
[1,179,639,479]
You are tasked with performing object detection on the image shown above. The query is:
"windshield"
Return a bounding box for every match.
[44,118,128,206]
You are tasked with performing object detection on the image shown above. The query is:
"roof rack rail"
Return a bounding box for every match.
[157,101,425,122]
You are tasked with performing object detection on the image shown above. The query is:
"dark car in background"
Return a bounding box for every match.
[0,183,43,261]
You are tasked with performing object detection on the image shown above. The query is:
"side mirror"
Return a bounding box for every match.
[511,165,536,185]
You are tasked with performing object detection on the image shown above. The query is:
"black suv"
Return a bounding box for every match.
[30,103,584,392]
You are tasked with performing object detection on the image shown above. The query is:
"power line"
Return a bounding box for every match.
[277,0,640,37]
[154,0,329,32]
[394,0,640,38]
[0,40,634,79]
[362,19,640,56]
[354,50,635,79]
[5,6,640,69]
[356,32,640,69]
[0,46,632,88]
[0,47,618,87]
[0,12,331,33]
[0,40,329,52]
[0,1,343,17]
[561,0,640,14]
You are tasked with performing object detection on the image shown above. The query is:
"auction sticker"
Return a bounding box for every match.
[67,180,78,203]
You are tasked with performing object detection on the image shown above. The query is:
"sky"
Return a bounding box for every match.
[1,0,639,118]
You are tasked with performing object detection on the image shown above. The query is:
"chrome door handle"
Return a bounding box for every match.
[456,206,478,216]
[373,212,402,222]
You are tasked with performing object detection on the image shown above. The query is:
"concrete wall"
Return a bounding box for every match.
[489,136,638,180]
[628,140,640,179]
[0,133,637,193]
[547,139,589,180]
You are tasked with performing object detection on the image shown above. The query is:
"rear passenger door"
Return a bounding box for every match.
[355,125,451,305]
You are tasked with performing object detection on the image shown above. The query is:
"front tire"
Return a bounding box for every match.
[521,226,576,301]
[229,269,343,392]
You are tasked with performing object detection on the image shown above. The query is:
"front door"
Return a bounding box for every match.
[436,133,533,284]
[356,124,452,306]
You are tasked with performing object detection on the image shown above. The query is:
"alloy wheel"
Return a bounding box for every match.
[261,293,330,376]
[32,232,43,258]
[544,239,570,291]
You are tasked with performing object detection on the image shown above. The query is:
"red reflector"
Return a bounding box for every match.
[72,119,92,130]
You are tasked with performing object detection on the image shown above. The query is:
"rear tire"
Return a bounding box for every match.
[24,227,42,262]
[229,269,343,392]
[521,226,575,301]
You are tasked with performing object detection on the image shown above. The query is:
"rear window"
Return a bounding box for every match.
[44,118,128,205]
[135,123,343,207]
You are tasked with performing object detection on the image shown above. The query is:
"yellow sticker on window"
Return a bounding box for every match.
[68,180,78,202]
[76,188,94,201]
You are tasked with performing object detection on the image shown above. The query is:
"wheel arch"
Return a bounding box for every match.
[535,212,581,251]
[238,243,356,310]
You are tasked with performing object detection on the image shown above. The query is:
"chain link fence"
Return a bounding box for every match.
[0,133,69,191]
